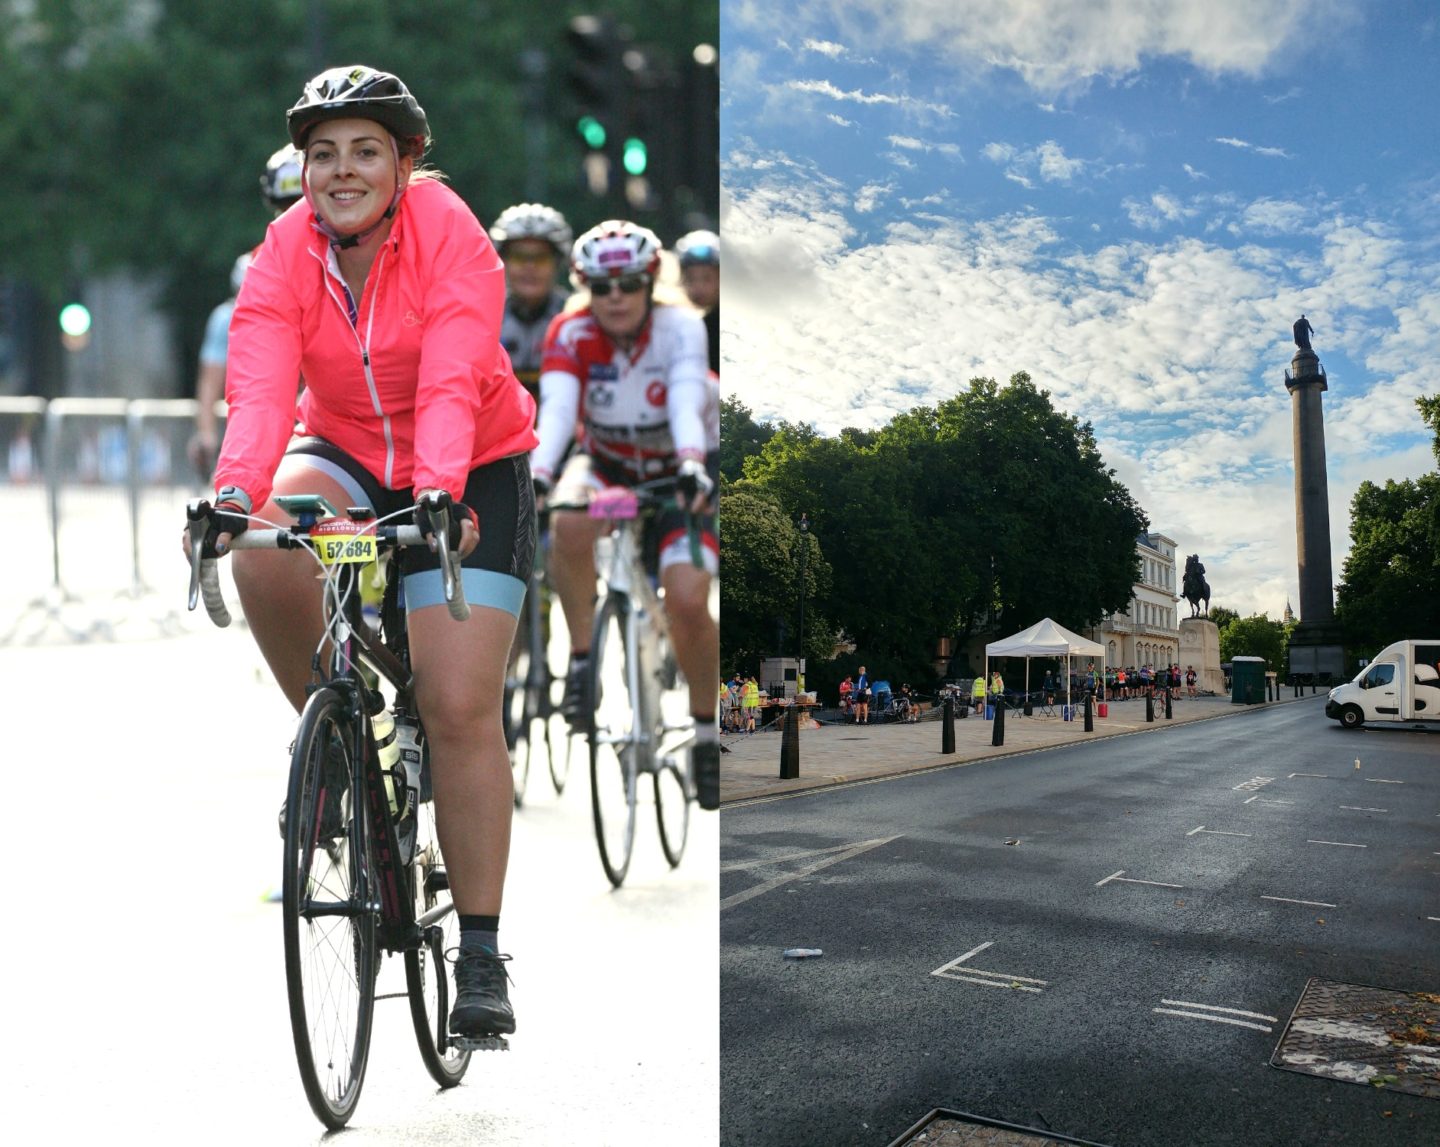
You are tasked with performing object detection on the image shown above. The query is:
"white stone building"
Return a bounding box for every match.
[1087,532,1181,672]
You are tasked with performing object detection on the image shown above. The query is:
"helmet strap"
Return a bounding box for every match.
[302,134,409,251]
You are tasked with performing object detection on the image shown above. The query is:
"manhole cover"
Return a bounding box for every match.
[1271,977,1440,1099]
[887,1109,1113,1147]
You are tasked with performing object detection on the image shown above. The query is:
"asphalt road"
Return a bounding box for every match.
[720,698,1439,1146]
[3,608,718,1145]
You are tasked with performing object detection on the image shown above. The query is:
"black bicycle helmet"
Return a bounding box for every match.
[286,65,429,155]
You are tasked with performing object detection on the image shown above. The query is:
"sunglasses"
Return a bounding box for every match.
[588,274,650,297]
[505,249,556,266]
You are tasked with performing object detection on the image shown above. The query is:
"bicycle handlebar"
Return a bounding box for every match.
[185,499,470,627]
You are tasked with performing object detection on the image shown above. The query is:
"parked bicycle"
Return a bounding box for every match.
[186,491,495,1130]
[553,479,700,887]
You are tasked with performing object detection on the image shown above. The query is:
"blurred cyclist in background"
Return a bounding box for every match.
[490,203,574,400]
[187,144,305,481]
[532,220,720,810]
[674,229,718,375]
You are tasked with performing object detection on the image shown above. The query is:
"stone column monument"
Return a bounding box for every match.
[1284,316,1346,680]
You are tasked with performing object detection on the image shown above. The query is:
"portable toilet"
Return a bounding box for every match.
[1231,655,1267,704]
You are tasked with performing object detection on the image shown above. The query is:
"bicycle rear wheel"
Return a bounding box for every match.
[405,794,471,1086]
[282,686,378,1130]
[589,593,638,887]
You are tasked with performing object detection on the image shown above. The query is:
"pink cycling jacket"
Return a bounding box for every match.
[215,178,537,510]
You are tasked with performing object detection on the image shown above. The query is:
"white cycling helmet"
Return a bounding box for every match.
[571,219,663,284]
[489,203,573,258]
[260,144,305,212]
[675,229,719,267]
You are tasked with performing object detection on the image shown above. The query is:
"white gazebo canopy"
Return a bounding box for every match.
[984,617,1106,710]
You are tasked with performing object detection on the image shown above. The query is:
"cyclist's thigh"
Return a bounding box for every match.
[549,452,607,551]
[654,451,719,578]
[401,454,534,620]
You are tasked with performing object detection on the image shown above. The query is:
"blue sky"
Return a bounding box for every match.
[721,0,1440,619]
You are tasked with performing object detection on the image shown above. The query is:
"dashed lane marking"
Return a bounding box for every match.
[1096,870,1184,889]
[1288,772,1330,779]
[1187,826,1252,837]
[1262,895,1337,908]
[1306,839,1367,848]
[1338,806,1387,812]
[1365,778,1404,784]
[1154,999,1277,1033]
[1233,777,1275,791]
[719,835,901,911]
[931,942,1049,993]
[1243,796,1294,805]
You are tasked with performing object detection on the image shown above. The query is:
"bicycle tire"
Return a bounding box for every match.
[589,593,638,887]
[405,797,471,1087]
[282,685,378,1130]
[654,752,690,868]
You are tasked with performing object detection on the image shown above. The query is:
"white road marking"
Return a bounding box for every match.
[1306,839,1367,848]
[1153,1007,1274,1033]
[1262,895,1337,908]
[1097,870,1184,889]
[1188,827,1251,837]
[1243,797,1294,805]
[1365,778,1403,784]
[1339,806,1387,812]
[719,835,901,911]
[1288,772,1330,779]
[1160,999,1278,1022]
[1233,777,1275,791]
[932,945,1048,993]
[1428,917,1440,922]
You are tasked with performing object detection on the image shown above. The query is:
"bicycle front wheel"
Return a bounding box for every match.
[589,593,639,887]
[282,686,378,1130]
[654,749,690,868]
[405,794,471,1086]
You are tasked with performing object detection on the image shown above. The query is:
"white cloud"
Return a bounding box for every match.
[1240,197,1310,235]
[1182,163,1208,180]
[786,78,954,117]
[802,38,847,58]
[887,134,962,157]
[984,139,1086,186]
[1213,136,1292,159]
[786,0,1362,95]
[827,113,856,128]
[854,182,895,213]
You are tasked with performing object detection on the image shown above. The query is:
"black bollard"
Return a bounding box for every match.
[942,697,956,754]
[991,697,1005,747]
[1145,692,1155,722]
[1023,695,1033,717]
[1164,689,1173,720]
[780,706,800,779]
[1083,692,1094,732]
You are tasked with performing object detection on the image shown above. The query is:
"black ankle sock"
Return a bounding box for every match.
[460,914,500,955]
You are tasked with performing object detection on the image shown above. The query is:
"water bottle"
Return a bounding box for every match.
[369,702,402,817]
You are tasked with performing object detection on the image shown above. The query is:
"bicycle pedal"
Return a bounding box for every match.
[451,1034,509,1052]
[425,868,449,895]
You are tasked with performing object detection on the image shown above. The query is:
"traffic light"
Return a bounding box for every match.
[565,15,625,197]
[59,301,91,352]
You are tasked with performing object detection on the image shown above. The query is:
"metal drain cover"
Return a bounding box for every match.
[1270,977,1440,1099]
[886,1110,1113,1147]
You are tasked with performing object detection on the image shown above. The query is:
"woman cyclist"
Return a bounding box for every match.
[531,220,721,810]
[191,65,535,1041]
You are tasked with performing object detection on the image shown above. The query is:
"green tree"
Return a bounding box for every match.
[1219,614,1287,670]
[1208,605,1240,632]
[718,395,773,482]
[1336,397,1440,654]
[718,486,836,676]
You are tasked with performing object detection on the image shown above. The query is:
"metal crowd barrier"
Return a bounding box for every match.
[0,395,223,643]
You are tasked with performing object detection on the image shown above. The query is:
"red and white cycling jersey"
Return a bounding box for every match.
[531,303,714,485]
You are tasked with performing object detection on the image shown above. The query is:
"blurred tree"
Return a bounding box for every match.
[0,0,716,392]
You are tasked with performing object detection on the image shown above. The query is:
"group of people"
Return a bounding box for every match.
[1033,663,1199,703]
[720,674,761,734]
[183,66,720,1049]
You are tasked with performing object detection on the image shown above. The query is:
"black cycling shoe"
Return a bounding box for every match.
[693,740,720,811]
[449,950,516,1037]
[559,657,593,726]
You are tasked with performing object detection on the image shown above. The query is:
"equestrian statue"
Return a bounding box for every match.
[1183,555,1211,618]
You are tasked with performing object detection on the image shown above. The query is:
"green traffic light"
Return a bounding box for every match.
[622,136,648,176]
[577,115,607,149]
[59,303,91,337]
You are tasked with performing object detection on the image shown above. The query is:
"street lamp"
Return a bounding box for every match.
[796,513,808,698]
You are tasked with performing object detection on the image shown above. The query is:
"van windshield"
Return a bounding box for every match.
[1361,663,1395,689]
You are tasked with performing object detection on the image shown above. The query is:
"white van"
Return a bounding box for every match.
[1325,639,1440,729]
